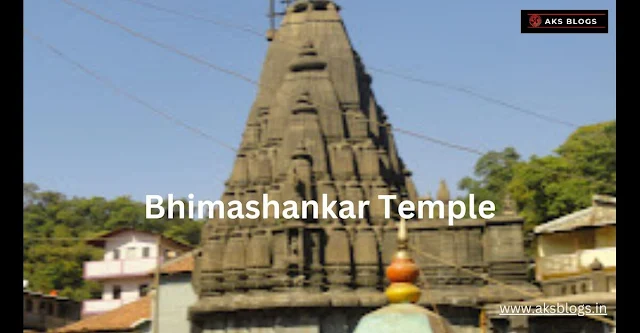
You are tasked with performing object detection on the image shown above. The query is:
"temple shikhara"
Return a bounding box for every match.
[189,1,538,332]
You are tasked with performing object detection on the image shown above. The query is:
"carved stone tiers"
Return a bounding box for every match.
[190,1,536,332]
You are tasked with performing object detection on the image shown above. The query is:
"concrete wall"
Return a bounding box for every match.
[538,226,616,258]
[102,277,152,304]
[156,274,197,333]
[103,230,160,260]
[538,232,581,257]
[595,226,616,248]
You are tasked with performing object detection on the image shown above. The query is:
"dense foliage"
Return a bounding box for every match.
[23,185,203,301]
[457,120,616,233]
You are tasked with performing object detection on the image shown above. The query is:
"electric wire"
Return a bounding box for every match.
[24,29,237,154]
[45,0,614,188]
[120,0,578,128]
[24,5,615,326]
[57,0,493,158]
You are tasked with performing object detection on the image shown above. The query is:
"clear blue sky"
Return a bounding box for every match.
[24,0,616,202]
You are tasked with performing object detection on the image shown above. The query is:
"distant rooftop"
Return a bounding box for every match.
[23,289,75,302]
[53,296,151,333]
[534,195,616,234]
[85,227,193,252]
[152,249,196,276]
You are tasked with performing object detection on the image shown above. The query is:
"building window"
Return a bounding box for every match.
[139,284,149,297]
[164,249,176,259]
[113,285,122,299]
[25,299,33,312]
[58,303,67,318]
[126,247,137,259]
[142,247,150,258]
[47,302,55,316]
[113,249,120,260]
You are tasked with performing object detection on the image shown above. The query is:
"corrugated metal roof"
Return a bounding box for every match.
[534,195,616,234]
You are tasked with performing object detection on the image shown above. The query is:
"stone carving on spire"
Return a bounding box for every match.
[191,2,533,330]
[436,179,450,202]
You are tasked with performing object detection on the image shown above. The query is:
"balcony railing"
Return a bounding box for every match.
[82,299,123,316]
[83,257,161,280]
[536,247,616,280]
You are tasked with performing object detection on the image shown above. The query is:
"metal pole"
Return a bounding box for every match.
[152,235,161,333]
[268,0,275,30]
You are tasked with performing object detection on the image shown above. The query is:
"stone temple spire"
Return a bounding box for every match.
[189,1,535,331]
[193,0,419,309]
[436,179,450,202]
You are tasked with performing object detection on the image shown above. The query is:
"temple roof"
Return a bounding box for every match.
[353,303,454,333]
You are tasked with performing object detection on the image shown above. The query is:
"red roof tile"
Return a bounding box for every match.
[160,252,194,275]
[53,296,151,333]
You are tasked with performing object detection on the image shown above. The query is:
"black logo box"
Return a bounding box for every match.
[521,10,608,33]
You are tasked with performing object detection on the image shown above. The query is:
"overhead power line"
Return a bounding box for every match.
[50,0,611,188]
[59,0,484,157]
[25,29,611,194]
[120,0,578,128]
[369,67,578,128]
[24,28,237,154]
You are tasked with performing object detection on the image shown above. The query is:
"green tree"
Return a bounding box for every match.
[457,147,521,215]
[456,120,616,234]
[509,121,616,231]
[23,186,203,301]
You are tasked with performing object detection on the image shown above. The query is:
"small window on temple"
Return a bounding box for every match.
[571,285,577,294]
[293,2,308,13]
[313,2,328,10]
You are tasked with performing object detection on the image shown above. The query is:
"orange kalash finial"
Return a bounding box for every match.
[384,218,421,304]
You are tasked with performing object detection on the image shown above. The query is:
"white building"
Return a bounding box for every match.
[81,228,192,317]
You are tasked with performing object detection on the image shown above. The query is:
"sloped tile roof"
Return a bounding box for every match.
[85,227,193,252]
[159,250,195,275]
[534,195,616,234]
[53,296,151,333]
